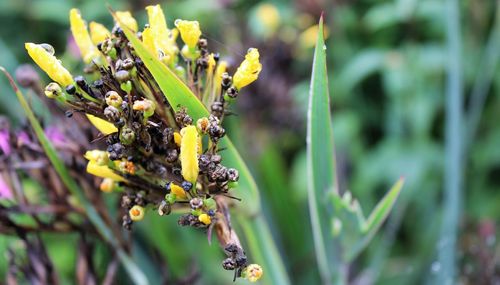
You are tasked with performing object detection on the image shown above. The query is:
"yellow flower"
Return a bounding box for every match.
[70,9,100,63]
[25,43,73,87]
[129,205,145,221]
[180,125,199,183]
[243,264,263,283]
[116,11,138,32]
[84,150,108,165]
[174,19,201,49]
[146,5,179,65]
[86,161,125,182]
[99,178,116,193]
[86,114,118,135]
[142,27,157,55]
[170,183,187,199]
[207,53,216,74]
[198,213,211,225]
[89,21,111,45]
[232,48,262,90]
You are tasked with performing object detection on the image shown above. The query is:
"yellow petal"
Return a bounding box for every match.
[174,19,201,49]
[87,161,125,181]
[89,21,111,45]
[25,43,73,87]
[198,213,211,225]
[180,125,199,183]
[170,183,187,199]
[146,5,178,65]
[142,27,158,55]
[86,114,118,135]
[70,9,100,63]
[233,48,262,90]
[116,11,138,32]
[173,132,182,147]
[214,60,227,96]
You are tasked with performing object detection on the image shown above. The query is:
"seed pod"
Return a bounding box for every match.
[105,91,123,108]
[190,197,203,209]
[115,70,131,83]
[226,168,239,182]
[104,106,120,122]
[44,82,62,99]
[158,200,171,216]
[222,258,237,270]
[120,127,135,145]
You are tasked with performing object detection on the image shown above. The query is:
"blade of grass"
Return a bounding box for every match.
[437,0,463,282]
[113,12,290,285]
[1,67,149,285]
[307,15,339,284]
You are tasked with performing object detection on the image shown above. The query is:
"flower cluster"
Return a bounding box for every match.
[25,5,262,282]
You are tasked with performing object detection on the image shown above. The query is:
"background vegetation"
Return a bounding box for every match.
[0,0,498,284]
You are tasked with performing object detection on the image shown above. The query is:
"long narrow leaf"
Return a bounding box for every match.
[1,67,149,285]
[113,13,290,285]
[306,15,337,284]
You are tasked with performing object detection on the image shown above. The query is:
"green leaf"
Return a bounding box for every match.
[334,178,405,262]
[306,15,338,284]
[113,13,290,285]
[0,68,149,285]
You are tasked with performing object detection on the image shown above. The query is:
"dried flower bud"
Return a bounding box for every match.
[104,106,120,122]
[44,82,62,99]
[129,205,145,221]
[120,127,136,145]
[226,168,239,182]
[190,197,203,209]
[197,117,209,133]
[158,200,171,216]
[222,258,237,270]
[105,91,123,108]
[242,264,263,283]
[99,178,117,193]
[133,99,155,118]
[115,70,131,83]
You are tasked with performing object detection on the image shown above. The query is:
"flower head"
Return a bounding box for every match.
[70,9,100,63]
[233,48,262,90]
[175,19,201,49]
[25,43,73,86]
[180,125,199,183]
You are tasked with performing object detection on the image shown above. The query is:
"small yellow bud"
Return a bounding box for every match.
[86,114,118,135]
[174,19,201,49]
[129,205,145,221]
[99,178,116,193]
[179,126,199,183]
[70,9,100,63]
[116,11,138,32]
[242,264,263,283]
[232,48,262,90]
[89,21,111,45]
[25,43,73,87]
[173,132,182,147]
[198,213,211,225]
[86,161,125,182]
[170,183,187,199]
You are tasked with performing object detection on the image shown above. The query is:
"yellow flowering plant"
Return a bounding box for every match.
[22,4,265,283]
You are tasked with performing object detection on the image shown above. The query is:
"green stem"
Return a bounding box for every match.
[437,0,463,282]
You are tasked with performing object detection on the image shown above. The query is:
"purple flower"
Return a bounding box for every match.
[0,130,11,156]
[0,174,13,200]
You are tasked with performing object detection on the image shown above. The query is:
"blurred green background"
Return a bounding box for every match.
[0,0,499,284]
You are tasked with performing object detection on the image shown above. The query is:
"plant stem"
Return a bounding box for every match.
[438,0,463,283]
